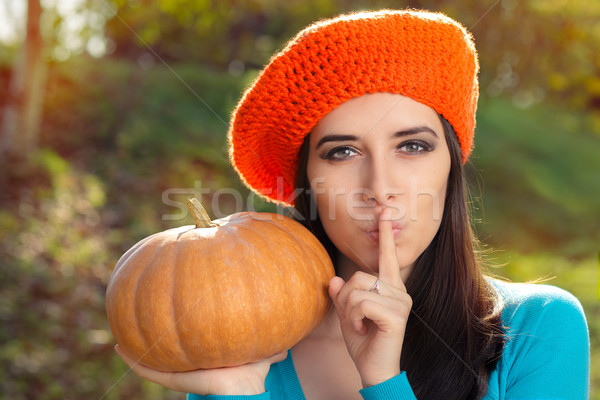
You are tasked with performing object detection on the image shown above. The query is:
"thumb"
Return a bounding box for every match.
[268,351,288,365]
[328,276,344,301]
[328,276,346,320]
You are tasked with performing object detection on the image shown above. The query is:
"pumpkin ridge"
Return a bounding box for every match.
[225,222,270,363]
[215,238,268,365]
[244,217,314,349]
[291,231,328,338]
[228,219,292,360]
[107,238,156,364]
[131,241,162,366]
[173,232,232,369]
[136,237,189,369]
[181,236,254,367]
[110,234,155,282]
[171,238,197,369]
[258,215,334,338]
[269,220,303,348]
[296,224,329,335]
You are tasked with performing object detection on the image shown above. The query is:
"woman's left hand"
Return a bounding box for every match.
[329,207,413,388]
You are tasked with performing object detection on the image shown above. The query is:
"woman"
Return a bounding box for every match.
[116,9,590,399]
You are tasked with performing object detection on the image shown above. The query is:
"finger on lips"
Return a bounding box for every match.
[330,206,409,332]
[378,207,406,292]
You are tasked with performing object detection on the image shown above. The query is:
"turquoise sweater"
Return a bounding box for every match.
[189,278,590,399]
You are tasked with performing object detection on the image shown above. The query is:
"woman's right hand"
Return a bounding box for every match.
[115,344,287,396]
[328,207,412,388]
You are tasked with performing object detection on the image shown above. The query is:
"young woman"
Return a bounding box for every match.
[116,9,590,399]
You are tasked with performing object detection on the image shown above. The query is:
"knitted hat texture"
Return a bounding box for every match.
[228,9,479,206]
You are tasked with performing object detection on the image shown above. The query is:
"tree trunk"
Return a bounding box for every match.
[1,0,47,160]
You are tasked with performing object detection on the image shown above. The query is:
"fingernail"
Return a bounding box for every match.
[380,207,392,221]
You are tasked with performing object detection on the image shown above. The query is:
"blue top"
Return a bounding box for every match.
[189,278,590,399]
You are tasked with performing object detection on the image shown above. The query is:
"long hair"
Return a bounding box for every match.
[293,115,505,400]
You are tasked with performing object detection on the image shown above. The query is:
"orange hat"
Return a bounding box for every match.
[228,9,479,206]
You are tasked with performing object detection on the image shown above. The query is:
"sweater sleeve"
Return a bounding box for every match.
[359,372,417,400]
[186,351,289,400]
[499,284,590,399]
[187,393,270,400]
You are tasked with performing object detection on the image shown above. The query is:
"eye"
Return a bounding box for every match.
[324,146,359,161]
[397,140,432,154]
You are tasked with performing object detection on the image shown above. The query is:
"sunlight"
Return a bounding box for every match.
[0,0,108,58]
[0,0,25,44]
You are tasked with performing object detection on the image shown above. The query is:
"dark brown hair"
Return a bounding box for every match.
[292,115,505,400]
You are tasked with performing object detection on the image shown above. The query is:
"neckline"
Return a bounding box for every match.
[269,349,306,399]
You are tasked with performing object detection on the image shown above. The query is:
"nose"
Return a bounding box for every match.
[361,156,399,206]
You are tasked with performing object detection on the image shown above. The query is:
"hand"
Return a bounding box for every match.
[329,207,412,388]
[114,344,287,395]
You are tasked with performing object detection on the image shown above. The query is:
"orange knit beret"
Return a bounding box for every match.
[228,9,479,206]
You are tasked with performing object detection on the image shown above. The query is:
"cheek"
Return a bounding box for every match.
[310,181,358,253]
[312,186,347,230]
[409,172,448,226]
[308,161,353,223]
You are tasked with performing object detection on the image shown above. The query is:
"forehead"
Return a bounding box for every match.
[309,93,442,141]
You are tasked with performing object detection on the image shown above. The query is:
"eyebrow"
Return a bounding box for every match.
[315,126,439,149]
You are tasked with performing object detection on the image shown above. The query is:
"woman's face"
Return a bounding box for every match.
[306,93,451,280]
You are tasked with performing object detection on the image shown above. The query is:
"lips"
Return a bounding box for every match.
[365,222,403,244]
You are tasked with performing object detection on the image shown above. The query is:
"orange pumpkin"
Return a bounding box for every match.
[105,198,334,372]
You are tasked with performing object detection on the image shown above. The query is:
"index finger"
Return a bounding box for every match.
[378,207,406,291]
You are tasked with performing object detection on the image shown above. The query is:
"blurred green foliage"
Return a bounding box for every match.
[104,0,600,111]
[472,97,600,257]
[1,0,599,399]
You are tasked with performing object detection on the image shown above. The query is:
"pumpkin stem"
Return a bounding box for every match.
[186,198,216,228]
